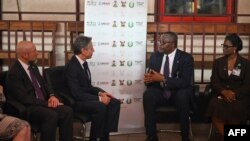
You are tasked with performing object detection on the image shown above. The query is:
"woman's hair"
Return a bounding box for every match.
[225,33,243,52]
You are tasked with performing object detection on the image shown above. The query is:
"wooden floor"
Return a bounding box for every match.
[71,123,211,141]
[109,124,210,141]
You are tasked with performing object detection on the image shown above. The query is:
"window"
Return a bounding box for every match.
[159,0,233,22]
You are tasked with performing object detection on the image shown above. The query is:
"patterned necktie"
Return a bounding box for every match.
[83,61,91,81]
[163,55,171,99]
[28,66,45,100]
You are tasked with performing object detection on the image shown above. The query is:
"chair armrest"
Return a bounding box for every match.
[204,84,212,96]
[2,100,26,119]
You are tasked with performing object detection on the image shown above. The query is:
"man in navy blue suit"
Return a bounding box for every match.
[143,32,194,141]
[64,36,121,141]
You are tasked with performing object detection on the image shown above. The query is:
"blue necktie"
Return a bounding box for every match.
[28,66,45,100]
[163,55,171,99]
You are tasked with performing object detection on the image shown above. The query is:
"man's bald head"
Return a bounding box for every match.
[16,41,35,55]
[16,41,37,64]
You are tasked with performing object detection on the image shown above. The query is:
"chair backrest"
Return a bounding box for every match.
[43,66,75,107]
[43,66,65,93]
[0,71,8,99]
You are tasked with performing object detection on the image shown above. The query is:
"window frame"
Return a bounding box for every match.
[159,0,233,23]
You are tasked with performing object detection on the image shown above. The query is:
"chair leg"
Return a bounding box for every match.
[188,116,194,141]
[33,132,38,141]
[81,123,86,141]
[73,122,86,141]
[208,123,213,141]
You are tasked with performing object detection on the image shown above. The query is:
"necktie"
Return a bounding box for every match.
[28,66,45,100]
[83,61,91,81]
[163,55,171,99]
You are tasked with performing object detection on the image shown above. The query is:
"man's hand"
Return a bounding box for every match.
[48,96,63,108]
[99,92,111,105]
[144,70,165,84]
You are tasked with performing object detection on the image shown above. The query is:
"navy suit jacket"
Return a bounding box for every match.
[64,55,104,102]
[6,60,57,107]
[148,49,194,93]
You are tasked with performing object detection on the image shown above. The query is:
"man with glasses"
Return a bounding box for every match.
[143,32,194,141]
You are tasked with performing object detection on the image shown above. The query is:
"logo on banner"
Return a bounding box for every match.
[119,80,125,86]
[112,21,117,27]
[113,0,118,7]
[120,41,125,47]
[128,22,134,28]
[136,22,144,26]
[127,61,133,67]
[120,21,126,27]
[112,60,116,67]
[96,81,109,86]
[126,98,132,104]
[112,41,117,47]
[134,80,143,84]
[97,62,109,66]
[129,2,135,8]
[87,21,96,26]
[121,1,126,7]
[127,41,133,47]
[135,60,144,65]
[111,80,116,86]
[88,61,96,66]
[134,97,143,103]
[87,0,97,6]
[136,1,145,7]
[120,60,125,66]
[135,41,143,46]
[127,80,133,86]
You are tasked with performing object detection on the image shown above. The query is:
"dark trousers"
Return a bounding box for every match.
[143,87,191,140]
[27,105,73,141]
[75,98,121,138]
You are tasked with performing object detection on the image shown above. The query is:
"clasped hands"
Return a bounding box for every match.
[144,70,165,84]
[220,90,237,103]
[48,96,63,108]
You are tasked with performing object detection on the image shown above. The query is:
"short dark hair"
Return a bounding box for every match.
[225,33,243,52]
[73,36,92,55]
[162,32,178,46]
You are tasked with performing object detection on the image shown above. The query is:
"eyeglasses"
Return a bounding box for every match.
[157,41,174,46]
[221,44,234,49]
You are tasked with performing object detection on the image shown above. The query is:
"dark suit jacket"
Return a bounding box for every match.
[64,55,104,102]
[211,54,250,100]
[6,60,58,107]
[148,49,194,93]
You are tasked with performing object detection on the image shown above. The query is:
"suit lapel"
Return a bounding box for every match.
[172,49,181,76]
[72,56,91,83]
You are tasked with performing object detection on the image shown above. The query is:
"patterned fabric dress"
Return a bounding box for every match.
[0,113,29,140]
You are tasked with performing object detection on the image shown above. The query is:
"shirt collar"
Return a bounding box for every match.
[18,59,29,71]
[166,48,177,58]
[75,55,86,65]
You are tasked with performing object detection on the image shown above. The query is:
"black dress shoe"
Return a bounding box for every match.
[89,138,97,141]
[145,135,158,141]
[100,137,110,141]
[100,132,110,141]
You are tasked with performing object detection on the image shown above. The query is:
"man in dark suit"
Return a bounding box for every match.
[64,36,121,141]
[6,41,73,141]
[143,32,194,141]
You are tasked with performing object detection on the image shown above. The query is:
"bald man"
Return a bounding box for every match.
[6,41,73,141]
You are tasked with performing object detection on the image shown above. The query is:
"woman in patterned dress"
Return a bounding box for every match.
[0,85,31,141]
